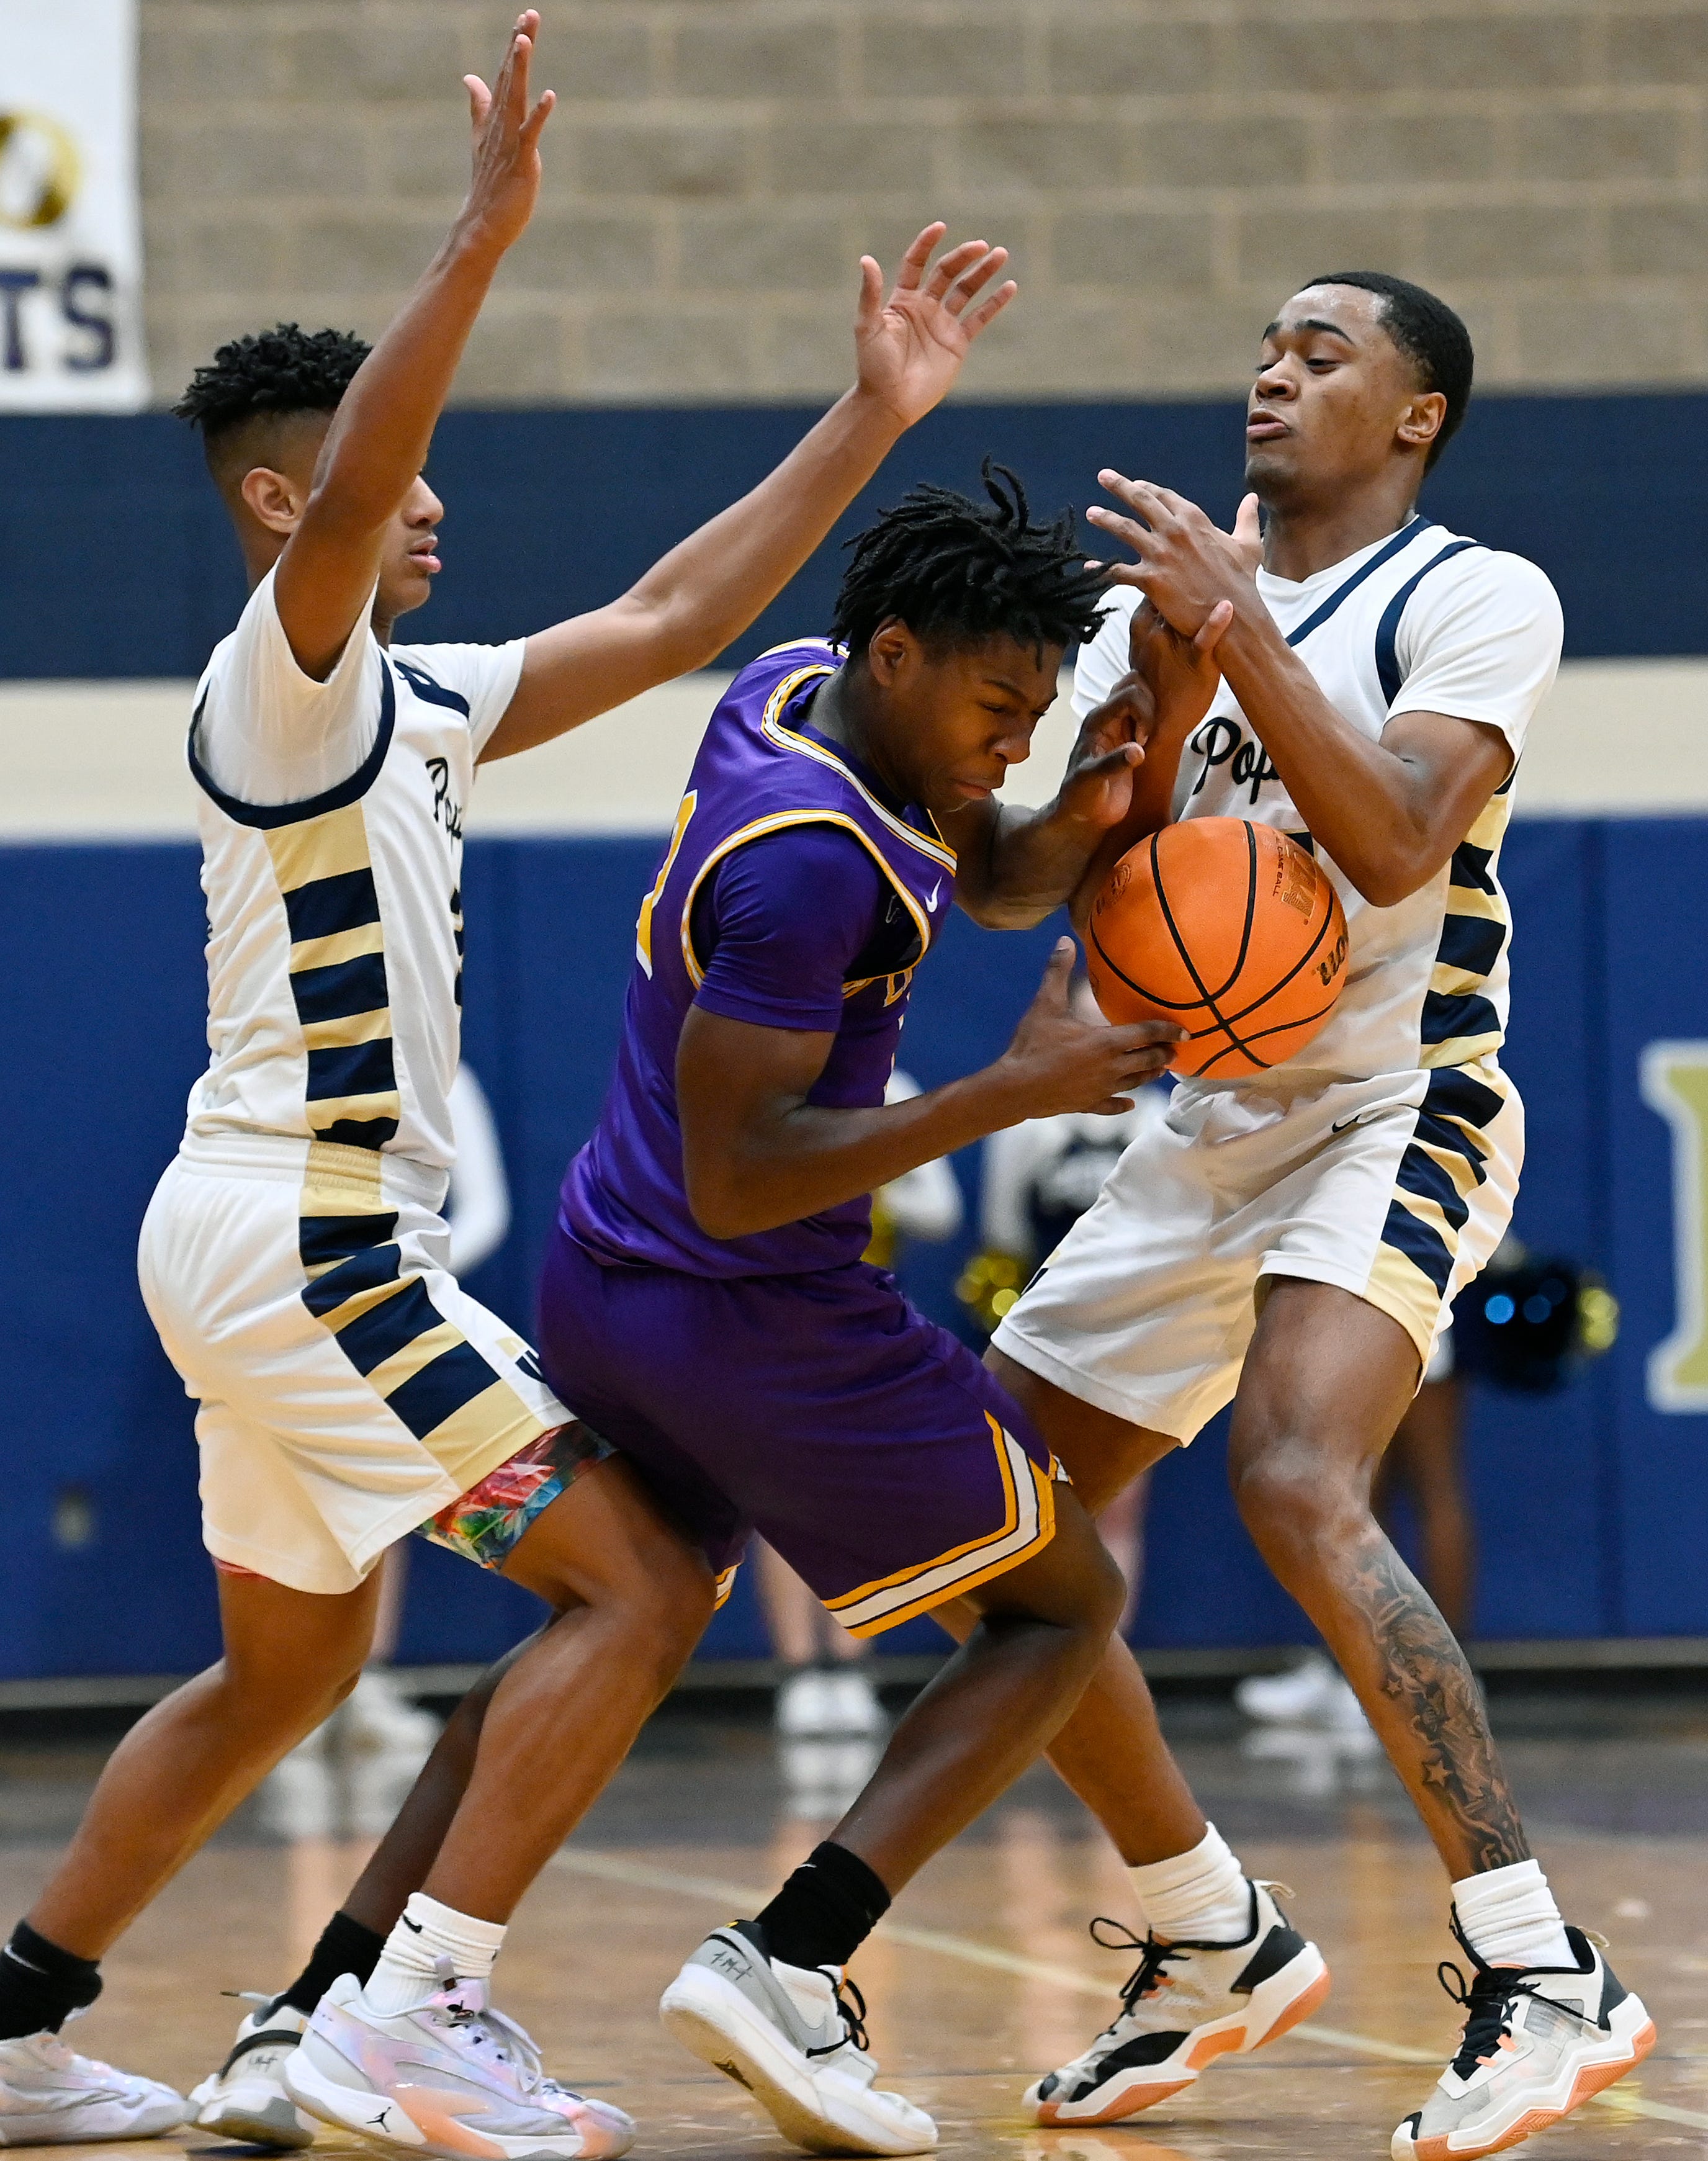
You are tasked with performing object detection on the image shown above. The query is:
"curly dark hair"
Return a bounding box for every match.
[173,323,371,443]
[830,460,1110,664]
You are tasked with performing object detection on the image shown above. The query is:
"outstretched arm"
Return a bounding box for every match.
[481,226,1017,761]
[950,600,1233,932]
[276,12,552,680]
[1086,477,1514,907]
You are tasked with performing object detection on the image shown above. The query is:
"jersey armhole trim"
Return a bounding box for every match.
[1373,540,1481,709]
[678,810,931,991]
[187,657,397,830]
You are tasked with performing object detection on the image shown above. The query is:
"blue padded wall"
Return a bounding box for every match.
[2,817,1706,1678]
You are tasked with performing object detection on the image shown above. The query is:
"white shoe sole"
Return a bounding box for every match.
[0,2095,189,2146]
[1028,1940,1333,2125]
[285,2043,631,2160]
[660,1962,936,2156]
[1390,1991,1657,2160]
[191,2073,315,2152]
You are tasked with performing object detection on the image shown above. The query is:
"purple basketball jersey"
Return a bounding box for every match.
[560,640,959,1277]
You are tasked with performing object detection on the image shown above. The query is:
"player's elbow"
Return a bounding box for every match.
[683,1155,761,1242]
[1346,855,1434,909]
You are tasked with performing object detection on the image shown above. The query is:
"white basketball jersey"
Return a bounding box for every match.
[1074,518,1563,1085]
[182,568,524,1172]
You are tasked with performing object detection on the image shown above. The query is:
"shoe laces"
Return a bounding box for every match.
[804,1971,871,2059]
[430,1962,568,2098]
[1437,1915,1592,2079]
[1088,1918,1188,2024]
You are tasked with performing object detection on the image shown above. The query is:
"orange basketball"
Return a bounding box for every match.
[1085,819,1349,1078]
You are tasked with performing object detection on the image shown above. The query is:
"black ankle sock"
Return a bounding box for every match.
[755,1842,891,1972]
[0,1921,101,2040]
[273,1910,387,2018]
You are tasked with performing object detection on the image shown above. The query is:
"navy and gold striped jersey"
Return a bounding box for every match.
[182,567,524,1173]
[1076,519,1563,1086]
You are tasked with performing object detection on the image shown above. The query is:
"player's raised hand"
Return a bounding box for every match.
[1087,472,1263,638]
[459,10,555,258]
[994,938,1179,1119]
[853,224,1018,427]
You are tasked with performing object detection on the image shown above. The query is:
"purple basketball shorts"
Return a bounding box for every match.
[537,1225,1060,1637]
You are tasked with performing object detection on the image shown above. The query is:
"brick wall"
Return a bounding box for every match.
[140,0,1708,404]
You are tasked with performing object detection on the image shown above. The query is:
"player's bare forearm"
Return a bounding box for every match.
[678,952,1175,1241]
[951,799,1115,932]
[485,387,908,759]
[278,15,551,678]
[1215,614,1510,906]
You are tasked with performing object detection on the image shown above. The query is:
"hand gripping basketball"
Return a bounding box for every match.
[995,939,1182,1119]
[1086,820,1349,1077]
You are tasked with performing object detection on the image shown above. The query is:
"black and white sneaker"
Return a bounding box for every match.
[1026,1881,1329,2125]
[1391,1919,1654,2159]
[660,1920,935,2155]
[187,1994,315,2149]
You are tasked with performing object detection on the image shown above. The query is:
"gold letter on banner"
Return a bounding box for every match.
[1642,1041,1708,1412]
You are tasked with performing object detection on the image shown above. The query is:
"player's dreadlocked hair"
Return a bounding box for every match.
[173,323,371,446]
[830,459,1110,665]
[1307,272,1473,472]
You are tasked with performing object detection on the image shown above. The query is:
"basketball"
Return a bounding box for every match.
[1086,818,1349,1077]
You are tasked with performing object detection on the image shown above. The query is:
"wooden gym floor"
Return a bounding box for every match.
[4,1687,1708,2160]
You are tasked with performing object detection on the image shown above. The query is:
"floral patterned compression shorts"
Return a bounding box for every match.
[416,1421,614,1570]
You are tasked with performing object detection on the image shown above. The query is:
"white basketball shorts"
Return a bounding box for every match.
[992,1058,1522,1443]
[139,1133,577,1594]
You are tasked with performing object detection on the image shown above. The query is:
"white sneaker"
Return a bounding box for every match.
[188,1994,315,2149]
[1026,1882,1330,2124]
[1234,1652,1369,1732]
[342,1671,442,1756]
[824,1671,885,1736]
[661,1920,936,2155]
[1392,1920,1654,2159]
[286,1967,632,2160]
[776,1671,837,1737]
[0,2028,189,2145]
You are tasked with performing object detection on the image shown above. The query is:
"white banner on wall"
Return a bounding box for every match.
[0,0,148,410]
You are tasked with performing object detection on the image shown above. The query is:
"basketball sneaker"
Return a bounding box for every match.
[0,2026,189,2144]
[284,1966,634,2159]
[1026,1881,1329,2124]
[659,1920,936,2155]
[1235,1652,1370,1733]
[1391,1919,1655,2159]
[188,1993,315,2149]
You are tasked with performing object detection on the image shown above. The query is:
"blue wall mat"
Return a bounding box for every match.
[3,392,1707,682]
[6,818,1708,1678]
[1601,822,1708,1634]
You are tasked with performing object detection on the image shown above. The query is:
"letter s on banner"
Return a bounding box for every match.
[1641,1041,1708,1412]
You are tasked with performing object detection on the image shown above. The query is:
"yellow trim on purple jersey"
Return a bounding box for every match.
[757,664,958,875]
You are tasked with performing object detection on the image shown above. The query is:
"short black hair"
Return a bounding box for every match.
[173,323,371,444]
[1306,271,1474,471]
[830,460,1109,664]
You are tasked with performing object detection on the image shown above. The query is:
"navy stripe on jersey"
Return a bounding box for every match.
[1423,1065,1507,1133]
[1421,989,1502,1047]
[316,1112,401,1149]
[301,1240,403,1318]
[1395,1143,1472,1231]
[387,1341,503,1440]
[334,1277,441,1377]
[1413,1106,1490,1180]
[1380,1194,1455,1292]
[299,1211,399,1270]
[1285,519,1433,650]
[394,660,471,717]
[307,1039,397,1103]
[189,660,397,830]
[1435,912,1508,977]
[292,951,390,1025]
[284,867,382,943]
[1375,541,1478,707]
[1449,839,1497,894]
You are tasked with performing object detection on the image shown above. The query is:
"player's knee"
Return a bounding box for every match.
[1231,1437,1366,1563]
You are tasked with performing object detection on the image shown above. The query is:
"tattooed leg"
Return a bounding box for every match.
[1229,1276,1530,1878]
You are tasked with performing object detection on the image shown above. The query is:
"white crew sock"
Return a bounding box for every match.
[1129,1823,1251,1944]
[363,1893,508,2016]
[1452,1858,1574,1970]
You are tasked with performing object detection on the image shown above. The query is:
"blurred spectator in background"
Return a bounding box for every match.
[958,976,1169,1633]
[760,1069,963,1739]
